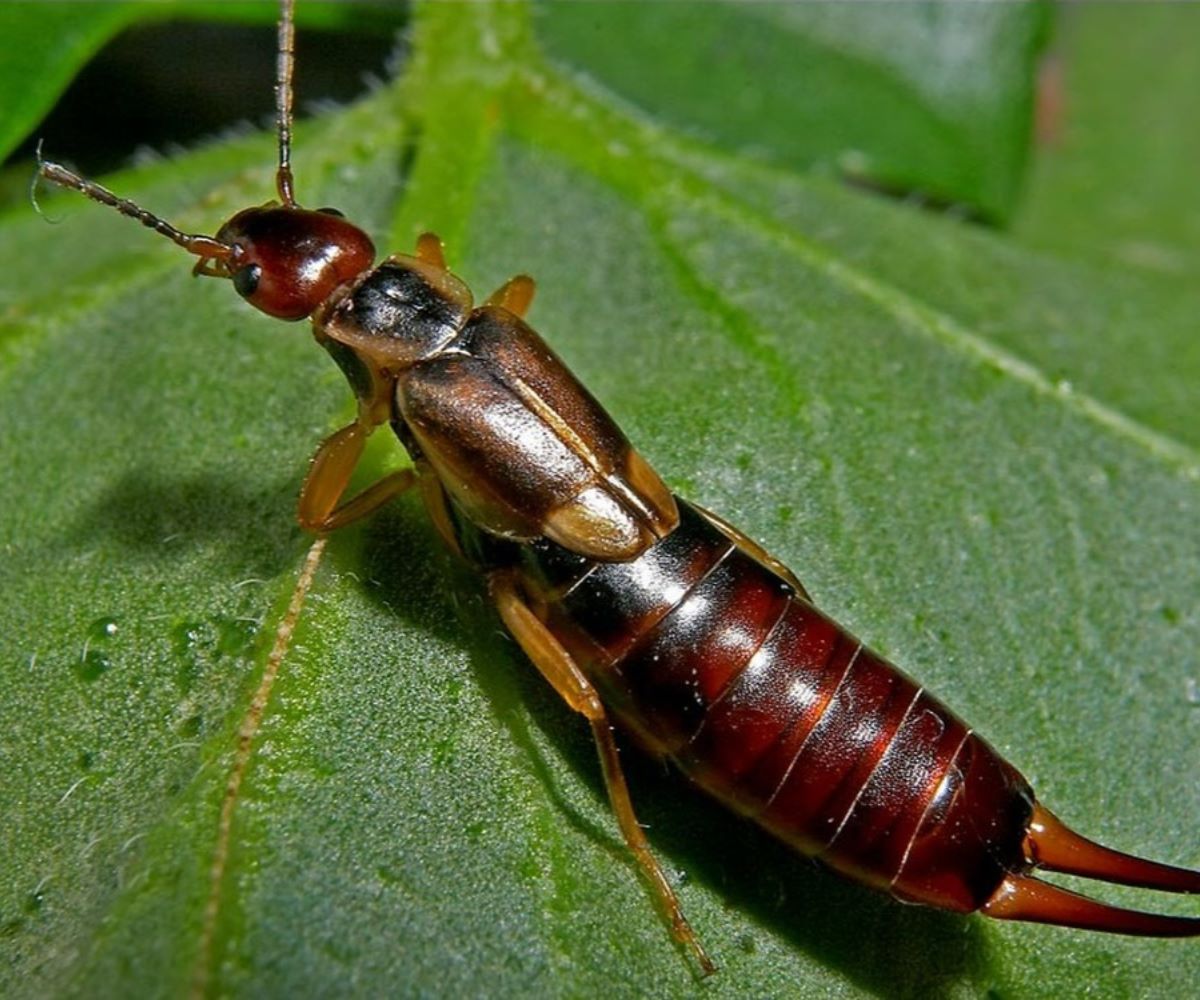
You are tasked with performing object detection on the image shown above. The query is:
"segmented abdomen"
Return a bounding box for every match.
[515,499,1034,913]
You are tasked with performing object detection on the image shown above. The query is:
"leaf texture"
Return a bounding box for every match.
[0,3,1196,998]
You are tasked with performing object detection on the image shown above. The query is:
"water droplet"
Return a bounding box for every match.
[215,616,257,657]
[170,620,204,658]
[171,616,258,694]
[23,889,45,914]
[75,649,111,683]
[177,714,203,739]
[171,620,204,693]
[87,616,119,641]
[76,615,120,681]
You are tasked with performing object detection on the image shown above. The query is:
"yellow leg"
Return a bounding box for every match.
[414,232,447,270]
[491,573,716,976]
[417,468,463,559]
[485,274,536,319]
[297,420,416,533]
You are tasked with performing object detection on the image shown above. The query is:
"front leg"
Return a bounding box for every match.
[485,274,536,318]
[490,572,715,976]
[297,420,416,534]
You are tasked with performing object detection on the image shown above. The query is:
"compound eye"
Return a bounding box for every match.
[317,206,345,218]
[232,263,262,298]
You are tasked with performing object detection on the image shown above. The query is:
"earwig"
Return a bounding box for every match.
[36,0,1198,975]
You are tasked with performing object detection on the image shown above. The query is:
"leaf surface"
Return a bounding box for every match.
[533,0,1049,223]
[0,3,1196,998]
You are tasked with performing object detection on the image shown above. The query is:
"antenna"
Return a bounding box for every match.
[275,0,298,206]
[35,141,234,263]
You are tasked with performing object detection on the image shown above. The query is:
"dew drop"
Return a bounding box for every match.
[75,649,111,683]
[171,620,204,693]
[177,714,203,738]
[170,620,204,658]
[87,616,119,641]
[76,615,119,680]
[215,616,257,656]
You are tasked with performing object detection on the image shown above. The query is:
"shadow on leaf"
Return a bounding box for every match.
[349,501,998,996]
[57,466,305,580]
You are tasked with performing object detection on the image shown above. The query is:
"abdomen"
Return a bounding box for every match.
[512,499,1034,913]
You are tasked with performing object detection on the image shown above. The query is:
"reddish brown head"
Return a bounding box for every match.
[209,205,376,321]
[34,1,375,324]
[35,154,375,323]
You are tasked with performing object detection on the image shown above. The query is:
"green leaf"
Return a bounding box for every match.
[0,0,400,166]
[533,0,1050,223]
[1015,5,1200,276]
[0,1,136,164]
[1,2,1197,998]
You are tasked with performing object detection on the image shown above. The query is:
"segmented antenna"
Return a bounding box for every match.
[34,140,234,262]
[275,0,298,206]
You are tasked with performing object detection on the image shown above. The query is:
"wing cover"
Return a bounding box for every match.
[397,306,677,560]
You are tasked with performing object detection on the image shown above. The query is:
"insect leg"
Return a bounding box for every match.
[490,573,716,976]
[297,420,416,533]
[484,275,537,319]
[414,232,447,270]
[415,471,464,559]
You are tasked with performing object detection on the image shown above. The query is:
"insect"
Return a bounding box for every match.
[36,0,1198,976]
